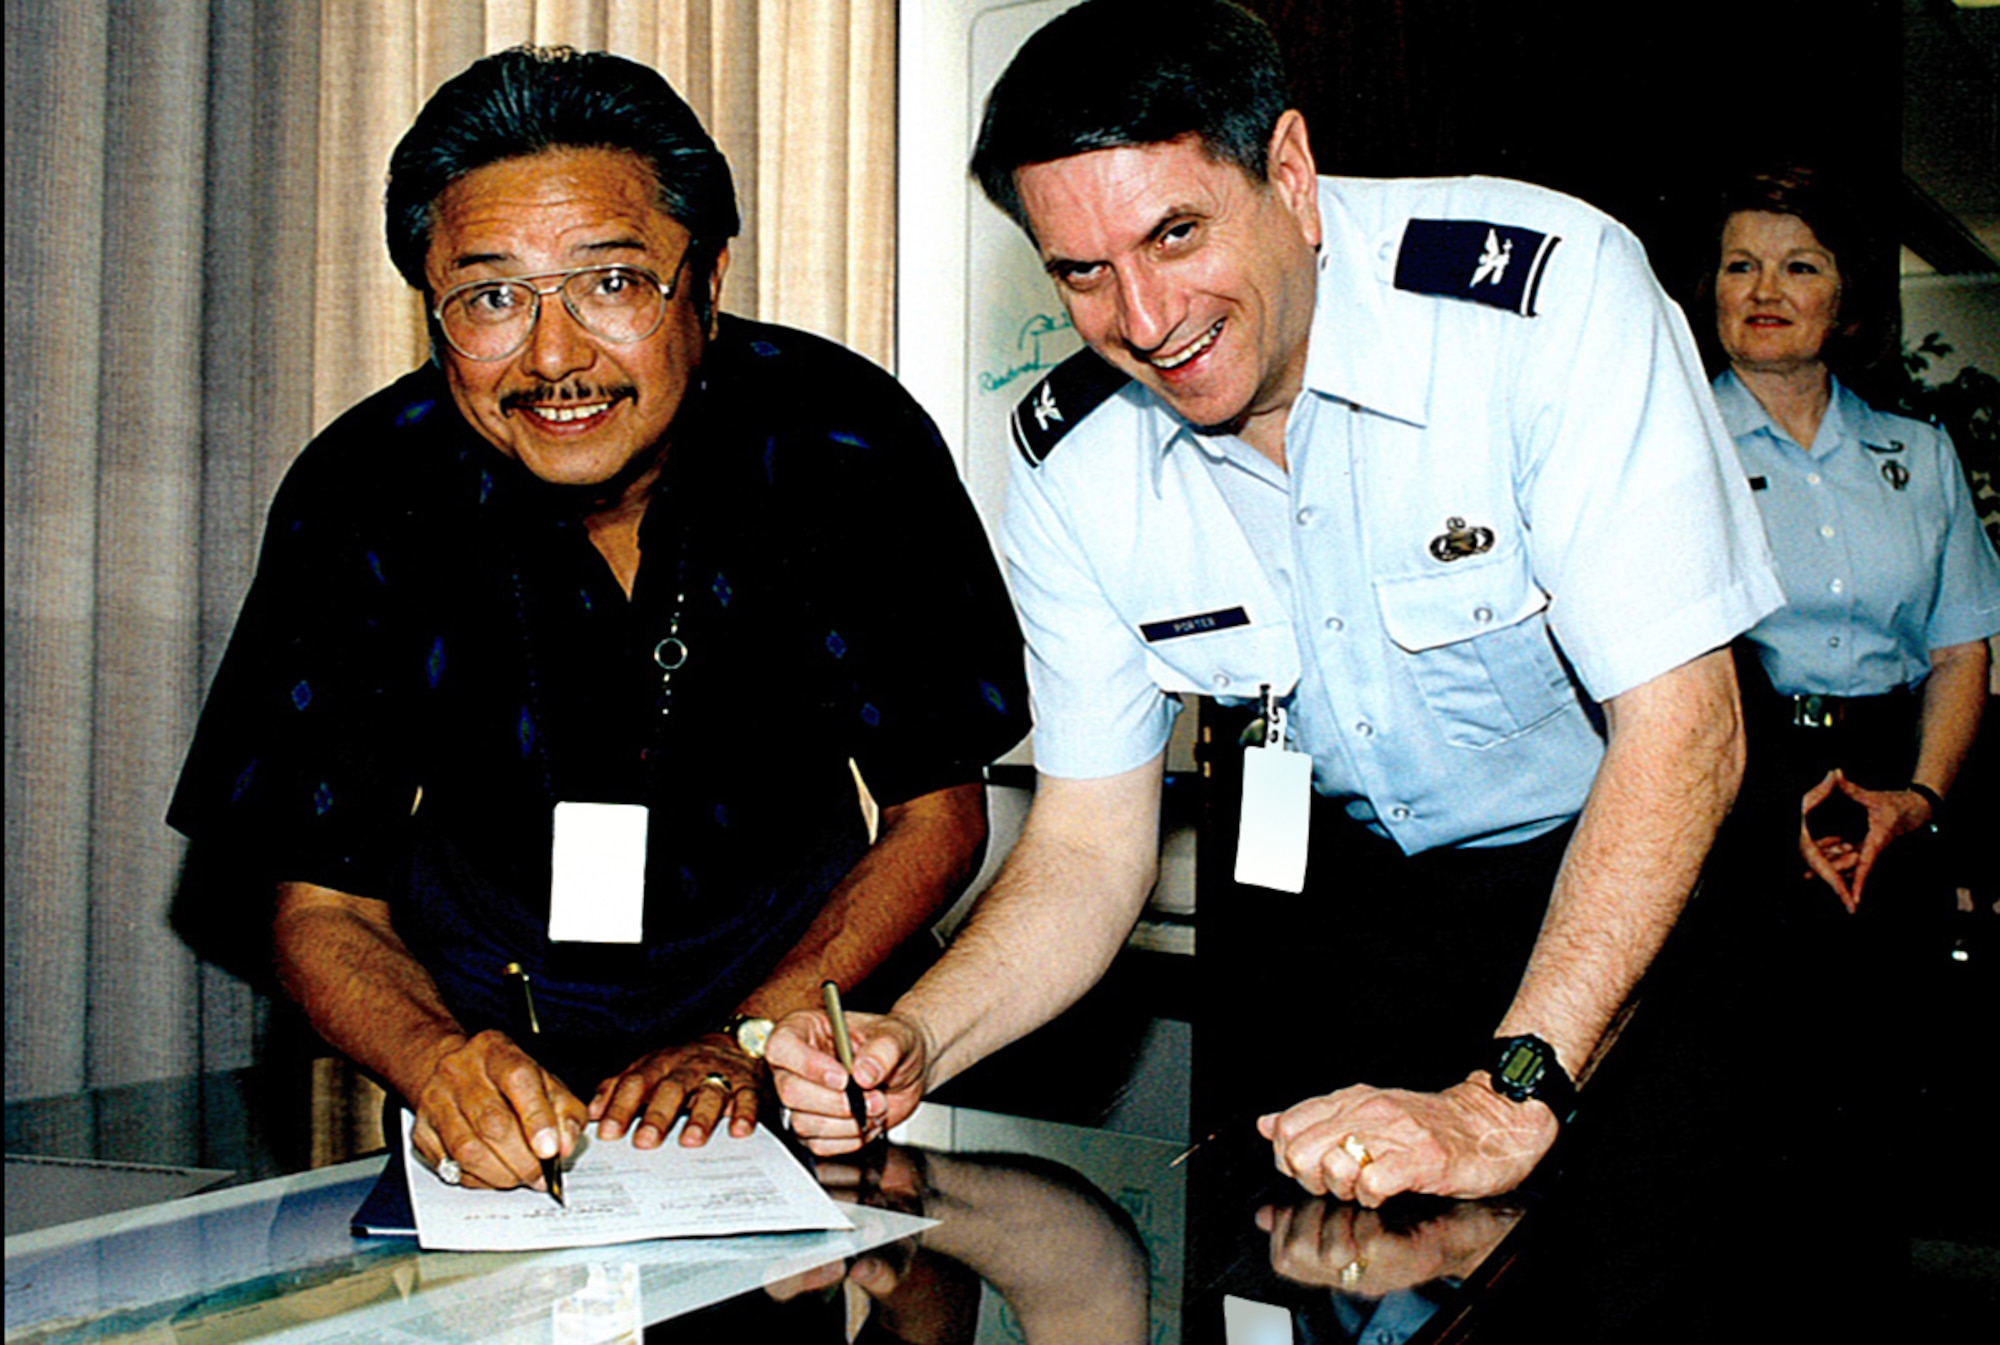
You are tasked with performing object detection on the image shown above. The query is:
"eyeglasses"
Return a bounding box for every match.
[431,245,699,362]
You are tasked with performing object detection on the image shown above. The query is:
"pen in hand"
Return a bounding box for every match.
[505,961,565,1208]
[821,979,872,1142]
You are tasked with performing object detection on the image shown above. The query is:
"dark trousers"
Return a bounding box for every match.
[1721,647,1940,1125]
[1193,803,1571,1136]
[1188,775,1906,1342]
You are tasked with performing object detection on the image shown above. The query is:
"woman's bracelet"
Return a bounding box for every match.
[1907,781,1945,825]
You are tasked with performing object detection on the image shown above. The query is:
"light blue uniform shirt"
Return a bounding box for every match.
[1002,176,1782,853]
[1716,371,2000,696]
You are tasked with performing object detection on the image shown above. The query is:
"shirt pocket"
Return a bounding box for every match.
[1139,617,1301,701]
[1374,558,1573,748]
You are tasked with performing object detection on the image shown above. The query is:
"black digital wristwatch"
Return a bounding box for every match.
[1487,1033,1579,1125]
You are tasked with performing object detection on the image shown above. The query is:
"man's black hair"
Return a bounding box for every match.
[386,45,739,324]
[970,0,1290,236]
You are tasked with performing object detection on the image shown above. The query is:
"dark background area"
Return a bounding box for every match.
[1239,0,1904,312]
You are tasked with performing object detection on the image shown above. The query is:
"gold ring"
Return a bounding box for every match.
[702,1072,732,1091]
[1342,1135,1374,1167]
[1339,1257,1367,1288]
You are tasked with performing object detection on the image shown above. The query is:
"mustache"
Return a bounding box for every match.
[498,382,637,416]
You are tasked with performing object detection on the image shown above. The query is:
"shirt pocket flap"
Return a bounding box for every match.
[1375,560,1550,653]
[1140,618,1301,699]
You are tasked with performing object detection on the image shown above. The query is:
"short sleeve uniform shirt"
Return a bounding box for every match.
[1715,370,2000,697]
[1003,176,1782,853]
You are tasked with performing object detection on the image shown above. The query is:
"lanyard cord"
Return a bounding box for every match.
[503,485,692,809]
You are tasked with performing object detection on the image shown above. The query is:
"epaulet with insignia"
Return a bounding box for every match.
[1010,348,1130,467]
[1394,219,1560,317]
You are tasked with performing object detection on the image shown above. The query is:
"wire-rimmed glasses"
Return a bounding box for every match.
[431,244,699,362]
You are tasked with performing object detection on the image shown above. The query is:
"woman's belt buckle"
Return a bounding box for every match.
[1789,693,1843,729]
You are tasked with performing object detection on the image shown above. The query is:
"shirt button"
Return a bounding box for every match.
[1389,805,1411,822]
[1807,472,1822,486]
[1296,507,1317,527]
[1212,672,1230,689]
[1828,636,1842,648]
[1355,721,1375,737]
[1819,524,1836,539]
[1473,605,1494,624]
[1830,578,1844,595]
[1324,616,1345,632]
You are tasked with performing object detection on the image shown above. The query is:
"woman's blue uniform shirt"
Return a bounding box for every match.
[1715,370,2000,697]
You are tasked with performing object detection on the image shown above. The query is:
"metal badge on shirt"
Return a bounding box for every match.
[549,801,648,943]
[1235,686,1312,894]
[1866,438,1911,490]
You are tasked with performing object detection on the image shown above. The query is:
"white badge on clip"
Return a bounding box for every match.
[548,801,648,943]
[1234,688,1312,894]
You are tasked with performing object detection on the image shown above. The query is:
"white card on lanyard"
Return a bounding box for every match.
[548,801,648,943]
[1234,692,1312,893]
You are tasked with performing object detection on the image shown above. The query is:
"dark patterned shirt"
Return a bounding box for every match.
[170,317,1029,1089]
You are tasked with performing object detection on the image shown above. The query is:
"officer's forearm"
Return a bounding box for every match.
[894,753,1165,1090]
[734,781,989,1021]
[1494,648,1745,1080]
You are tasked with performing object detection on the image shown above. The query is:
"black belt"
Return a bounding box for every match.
[1779,687,1916,731]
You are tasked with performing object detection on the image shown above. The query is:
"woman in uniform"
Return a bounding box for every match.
[1701,166,1998,918]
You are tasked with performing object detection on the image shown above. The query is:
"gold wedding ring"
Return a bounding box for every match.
[702,1072,732,1091]
[1339,1256,1367,1288]
[1342,1135,1374,1168]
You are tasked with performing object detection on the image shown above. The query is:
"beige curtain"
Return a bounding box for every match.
[4,0,896,1106]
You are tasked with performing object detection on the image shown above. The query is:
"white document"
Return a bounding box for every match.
[548,801,648,942]
[402,1110,853,1252]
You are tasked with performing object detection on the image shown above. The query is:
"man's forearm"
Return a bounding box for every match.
[1495,648,1746,1078]
[895,755,1165,1089]
[733,781,989,1021]
[273,881,470,1103]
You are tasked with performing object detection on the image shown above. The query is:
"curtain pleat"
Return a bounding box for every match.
[5,0,896,1111]
[5,0,113,1101]
[86,0,212,1089]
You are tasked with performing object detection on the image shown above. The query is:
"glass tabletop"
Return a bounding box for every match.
[5,1065,1527,1345]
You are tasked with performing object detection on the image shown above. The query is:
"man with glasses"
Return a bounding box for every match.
[169,46,1027,1195]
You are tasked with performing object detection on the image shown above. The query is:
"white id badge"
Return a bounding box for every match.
[1234,697,1312,893]
[1223,1295,1294,1345]
[548,801,648,943]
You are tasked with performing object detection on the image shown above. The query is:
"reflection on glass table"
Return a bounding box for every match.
[1247,1196,1527,1344]
[4,1155,931,1344]
[774,1136,1158,1343]
[5,1066,1530,1345]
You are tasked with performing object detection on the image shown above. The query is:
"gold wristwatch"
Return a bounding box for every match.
[721,1014,775,1060]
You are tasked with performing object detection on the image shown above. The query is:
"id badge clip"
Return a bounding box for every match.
[1234,685,1312,894]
